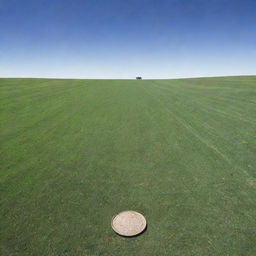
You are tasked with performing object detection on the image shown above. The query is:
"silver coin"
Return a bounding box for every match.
[111,210,147,237]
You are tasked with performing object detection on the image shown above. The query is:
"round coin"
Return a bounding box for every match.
[111,210,147,237]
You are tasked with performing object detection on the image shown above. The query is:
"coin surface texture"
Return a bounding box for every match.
[111,210,147,237]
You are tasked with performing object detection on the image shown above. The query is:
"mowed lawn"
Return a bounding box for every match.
[1,76,256,256]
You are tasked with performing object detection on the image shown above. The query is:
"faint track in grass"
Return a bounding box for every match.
[141,81,253,179]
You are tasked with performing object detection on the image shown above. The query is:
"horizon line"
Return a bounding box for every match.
[0,74,255,80]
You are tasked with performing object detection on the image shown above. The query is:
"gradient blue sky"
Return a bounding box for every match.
[0,0,255,79]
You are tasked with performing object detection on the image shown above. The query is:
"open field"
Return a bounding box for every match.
[1,76,256,255]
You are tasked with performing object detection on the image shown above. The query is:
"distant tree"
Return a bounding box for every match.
[136,77,142,80]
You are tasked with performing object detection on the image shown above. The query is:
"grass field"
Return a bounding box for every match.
[1,76,256,255]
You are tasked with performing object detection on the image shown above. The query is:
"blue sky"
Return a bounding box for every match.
[0,0,255,79]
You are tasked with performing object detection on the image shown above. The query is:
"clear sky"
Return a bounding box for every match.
[0,0,255,79]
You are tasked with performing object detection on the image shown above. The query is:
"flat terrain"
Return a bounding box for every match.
[1,76,256,255]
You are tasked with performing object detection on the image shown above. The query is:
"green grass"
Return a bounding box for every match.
[1,76,256,256]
